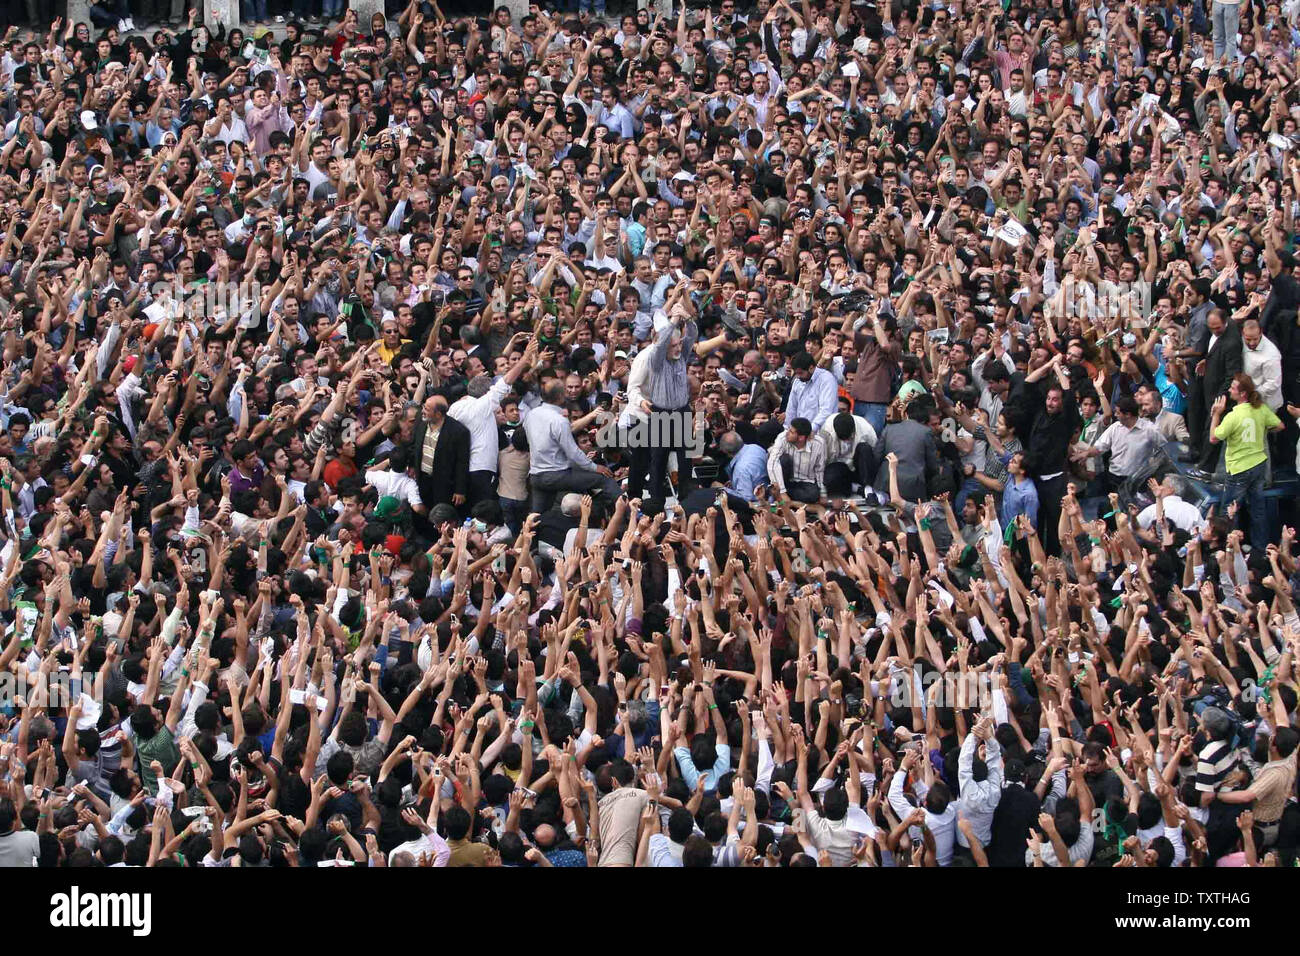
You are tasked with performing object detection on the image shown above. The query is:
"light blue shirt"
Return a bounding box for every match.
[727,443,769,502]
[785,367,839,431]
[647,319,697,410]
[522,402,595,475]
[1001,475,1039,530]
[673,743,731,793]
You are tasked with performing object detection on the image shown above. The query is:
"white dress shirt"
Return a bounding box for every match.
[819,414,878,464]
[1243,335,1284,411]
[956,735,1002,847]
[448,375,513,473]
[365,468,423,509]
[1136,495,1204,534]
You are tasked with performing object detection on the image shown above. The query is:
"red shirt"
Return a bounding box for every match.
[322,456,358,490]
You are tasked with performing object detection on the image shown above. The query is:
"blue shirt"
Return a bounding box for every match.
[1153,347,1186,415]
[1001,475,1039,530]
[727,443,769,502]
[673,743,731,793]
[785,367,839,432]
[523,402,597,475]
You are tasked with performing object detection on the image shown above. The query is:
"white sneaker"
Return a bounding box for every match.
[275,14,285,21]
[125,17,135,30]
[118,18,127,32]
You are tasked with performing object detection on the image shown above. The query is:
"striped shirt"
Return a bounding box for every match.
[974,426,1021,487]
[1250,752,1297,823]
[1195,740,1238,794]
[646,319,697,410]
[766,433,826,495]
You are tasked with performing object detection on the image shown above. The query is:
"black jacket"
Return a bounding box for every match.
[1019,386,1081,479]
[406,416,470,508]
[987,783,1041,867]
[1202,319,1243,400]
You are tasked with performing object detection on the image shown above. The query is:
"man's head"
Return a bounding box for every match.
[791,351,816,381]
[1045,385,1065,415]
[423,394,448,423]
[1243,319,1265,351]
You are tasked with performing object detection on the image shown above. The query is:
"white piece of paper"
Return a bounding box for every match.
[995,218,1029,247]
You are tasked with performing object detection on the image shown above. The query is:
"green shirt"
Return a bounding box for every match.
[1214,401,1280,474]
[136,726,180,797]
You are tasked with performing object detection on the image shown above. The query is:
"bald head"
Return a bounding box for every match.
[423,395,448,421]
[1243,319,1264,350]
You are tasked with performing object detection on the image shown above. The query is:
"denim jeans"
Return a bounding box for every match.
[854,400,888,438]
[322,0,343,18]
[89,0,130,26]
[1212,1,1241,61]
[499,497,528,536]
[242,0,268,20]
[1220,460,1274,551]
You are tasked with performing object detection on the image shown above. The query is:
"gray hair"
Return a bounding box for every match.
[718,431,744,456]
[467,373,494,399]
[1162,474,1189,499]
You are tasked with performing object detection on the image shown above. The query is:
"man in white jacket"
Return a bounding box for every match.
[819,411,878,496]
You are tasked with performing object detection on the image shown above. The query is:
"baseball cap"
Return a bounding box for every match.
[373,495,403,521]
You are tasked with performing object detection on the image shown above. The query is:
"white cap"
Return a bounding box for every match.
[80,110,98,131]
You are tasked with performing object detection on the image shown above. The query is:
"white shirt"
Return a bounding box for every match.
[1243,335,1284,411]
[619,348,654,427]
[818,414,877,464]
[956,735,1002,847]
[1137,495,1204,535]
[388,830,451,866]
[365,468,423,509]
[447,375,513,474]
[209,116,249,146]
[888,770,957,866]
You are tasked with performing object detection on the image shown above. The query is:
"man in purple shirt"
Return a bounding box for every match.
[227,439,266,495]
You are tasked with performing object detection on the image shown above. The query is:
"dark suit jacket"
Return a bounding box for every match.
[407,416,470,507]
[873,419,939,502]
[1203,320,1243,399]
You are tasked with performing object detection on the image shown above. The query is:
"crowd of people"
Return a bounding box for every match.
[0,0,1297,872]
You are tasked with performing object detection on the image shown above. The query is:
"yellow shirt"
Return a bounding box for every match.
[1213,401,1280,475]
[376,337,411,365]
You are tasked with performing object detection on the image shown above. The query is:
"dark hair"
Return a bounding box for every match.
[1273,726,1299,758]
[444,805,472,841]
[682,834,713,867]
